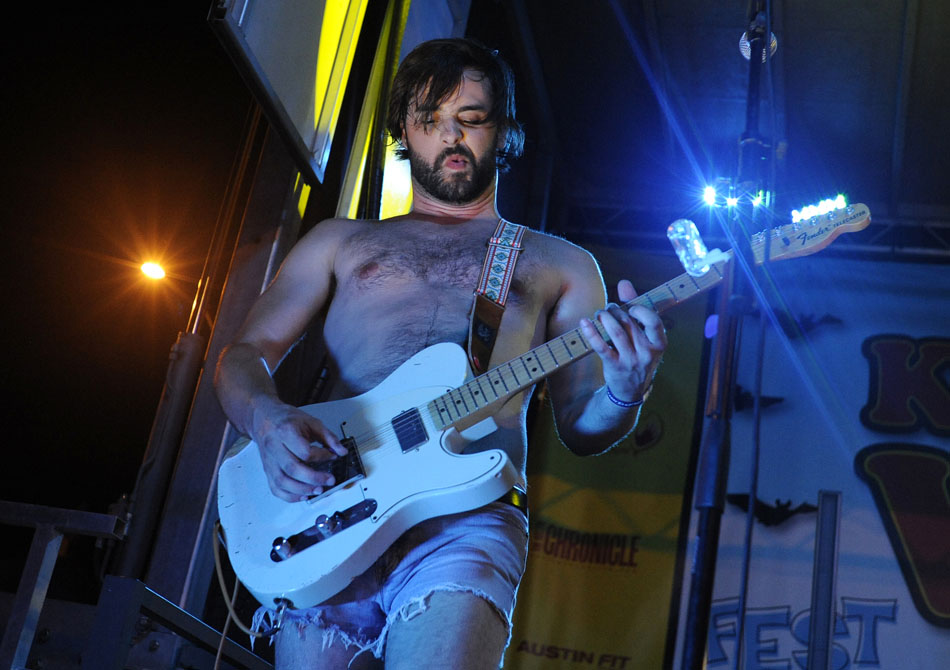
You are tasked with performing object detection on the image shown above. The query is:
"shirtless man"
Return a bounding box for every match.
[215,38,666,669]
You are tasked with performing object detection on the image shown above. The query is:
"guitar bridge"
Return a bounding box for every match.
[271,498,377,562]
[305,437,365,486]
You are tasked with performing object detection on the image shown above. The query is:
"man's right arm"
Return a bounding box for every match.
[214,219,349,502]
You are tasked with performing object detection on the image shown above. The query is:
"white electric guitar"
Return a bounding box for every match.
[217,204,870,609]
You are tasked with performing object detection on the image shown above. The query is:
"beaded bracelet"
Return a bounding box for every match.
[605,384,651,408]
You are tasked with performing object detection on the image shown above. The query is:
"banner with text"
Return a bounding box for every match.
[670,255,950,669]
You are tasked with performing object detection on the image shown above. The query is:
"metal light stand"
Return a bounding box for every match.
[680,4,774,668]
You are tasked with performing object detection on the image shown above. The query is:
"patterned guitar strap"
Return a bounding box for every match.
[468,218,527,375]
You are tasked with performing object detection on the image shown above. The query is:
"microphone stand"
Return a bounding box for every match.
[680,5,772,668]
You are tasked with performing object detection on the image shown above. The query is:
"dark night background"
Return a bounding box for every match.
[1,3,251,596]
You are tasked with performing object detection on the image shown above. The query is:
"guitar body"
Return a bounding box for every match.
[217,342,520,609]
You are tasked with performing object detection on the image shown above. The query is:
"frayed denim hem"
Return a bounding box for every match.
[252,605,380,668]
[252,585,511,668]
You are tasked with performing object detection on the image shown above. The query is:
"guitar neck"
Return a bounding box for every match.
[427,255,731,431]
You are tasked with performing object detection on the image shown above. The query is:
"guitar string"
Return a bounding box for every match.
[331,292,674,460]
[343,334,580,452]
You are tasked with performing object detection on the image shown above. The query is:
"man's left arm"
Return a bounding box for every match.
[546,249,666,456]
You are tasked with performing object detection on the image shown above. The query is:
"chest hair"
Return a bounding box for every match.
[340,223,534,303]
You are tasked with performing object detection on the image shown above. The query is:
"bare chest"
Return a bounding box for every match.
[336,222,532,301]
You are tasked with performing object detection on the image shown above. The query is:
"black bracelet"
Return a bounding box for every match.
[605,384,649,408]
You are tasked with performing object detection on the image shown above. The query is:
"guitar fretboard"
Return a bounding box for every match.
[427,257,730,430]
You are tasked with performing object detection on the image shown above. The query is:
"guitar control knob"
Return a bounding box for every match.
[316,512,343,537]
[272,537,292,562]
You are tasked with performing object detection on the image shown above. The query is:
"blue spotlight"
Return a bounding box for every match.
[703,186,717,206]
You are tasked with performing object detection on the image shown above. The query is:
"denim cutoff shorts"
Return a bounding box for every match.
[253,501,529,661]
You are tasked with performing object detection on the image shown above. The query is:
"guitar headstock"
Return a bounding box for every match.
[752,203,871,263]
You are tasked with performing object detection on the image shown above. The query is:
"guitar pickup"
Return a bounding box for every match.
[271,498,378,562]
[393,408,427,452]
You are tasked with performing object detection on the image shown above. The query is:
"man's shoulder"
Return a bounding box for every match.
[293,217,377,251]
[524,228,599,269]
[279,218,376,276]
[304,216,374,238]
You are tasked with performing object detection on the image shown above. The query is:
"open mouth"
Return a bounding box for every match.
[442,153,470,170]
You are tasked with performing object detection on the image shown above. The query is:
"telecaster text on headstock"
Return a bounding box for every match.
[794,206,868,248]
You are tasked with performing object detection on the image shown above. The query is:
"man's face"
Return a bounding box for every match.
[402,70,501,204]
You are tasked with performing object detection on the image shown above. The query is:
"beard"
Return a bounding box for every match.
[406,143,497,205]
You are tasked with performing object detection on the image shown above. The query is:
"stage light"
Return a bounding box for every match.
[703,186,717,206]
[791,195,848,224]
[751,192,763,207]
[141,262,166,280]
[726,196,739,207]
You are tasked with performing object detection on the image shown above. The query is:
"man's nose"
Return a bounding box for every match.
[437,117,463,143]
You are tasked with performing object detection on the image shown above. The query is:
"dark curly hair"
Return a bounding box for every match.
[387,38,524,171]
